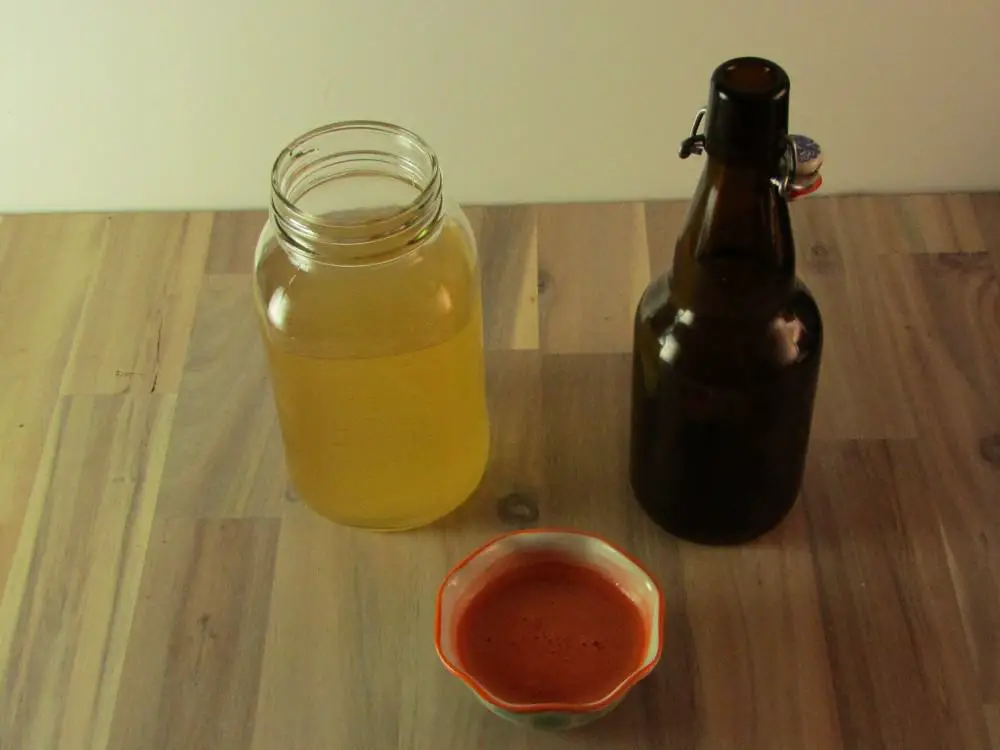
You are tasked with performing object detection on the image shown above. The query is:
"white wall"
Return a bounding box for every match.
[1,0,998,212]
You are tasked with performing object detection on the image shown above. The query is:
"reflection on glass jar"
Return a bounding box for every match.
[253,121,489,530]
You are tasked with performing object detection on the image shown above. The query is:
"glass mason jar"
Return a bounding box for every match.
[253,121,490,530]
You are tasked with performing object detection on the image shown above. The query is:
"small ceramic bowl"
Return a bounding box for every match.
[434,528,664,731]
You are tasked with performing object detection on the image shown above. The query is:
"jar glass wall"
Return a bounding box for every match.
[253,121,489,530]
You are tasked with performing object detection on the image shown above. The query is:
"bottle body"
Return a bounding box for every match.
[629,274,822,544]
[253,122,489,530]
[629,58,823,544]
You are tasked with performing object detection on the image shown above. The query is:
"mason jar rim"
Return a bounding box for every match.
[269,119,441,233]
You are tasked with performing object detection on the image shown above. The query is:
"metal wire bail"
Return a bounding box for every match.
[771,137,797,197]
[678,108,707,159]
[678,108,823,201]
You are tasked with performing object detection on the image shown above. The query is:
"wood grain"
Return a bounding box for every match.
[792,197,919,440]
[537,202,649,353]
[1,193,999,749]
[804,439,990,750]
[107,519,279,750]
[206,211,267,274]
[540,353,634,539]
[61,213,213,396]
[0,523,18,607]
[673,504,840,750]
[0,215,107,522]
[972,192,1000,274]
[252,507,452,750]
[643,199,689,273]
[876,250,1000,708]
[894,194,985,254]
[987,704,1000,750]
[155,275,287,519]
[0,395,174,750]
[470,205,540,351]
[453,350,546,535]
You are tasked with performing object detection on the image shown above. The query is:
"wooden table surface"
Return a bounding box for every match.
[1,194,999,749]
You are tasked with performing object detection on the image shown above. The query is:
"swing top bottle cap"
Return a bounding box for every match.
[705,57,790,164]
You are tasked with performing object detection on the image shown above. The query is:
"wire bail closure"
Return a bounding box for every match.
[678,108,707,159]
[677,107,823,201]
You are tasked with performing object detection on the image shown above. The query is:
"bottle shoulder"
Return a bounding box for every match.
[635,273,822,387]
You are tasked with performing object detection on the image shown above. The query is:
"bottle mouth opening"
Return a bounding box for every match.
[270,120,443,257]
[715,57,789,101]
[706,57,790,165]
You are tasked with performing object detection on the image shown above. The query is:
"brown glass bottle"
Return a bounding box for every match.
[629,57,823,545]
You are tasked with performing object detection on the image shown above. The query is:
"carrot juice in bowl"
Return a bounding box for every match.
[435,529,664,731]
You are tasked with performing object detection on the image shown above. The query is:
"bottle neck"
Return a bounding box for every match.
[691,156,791,265]
[669,154,795,313]
[270,121,444,266]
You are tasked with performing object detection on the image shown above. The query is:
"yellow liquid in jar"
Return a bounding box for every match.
[254,220,490,530]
